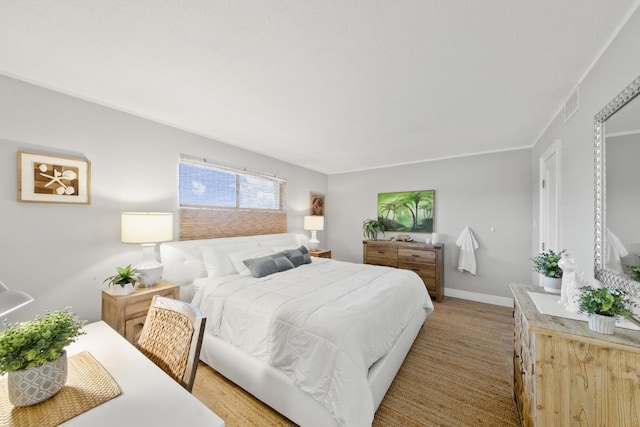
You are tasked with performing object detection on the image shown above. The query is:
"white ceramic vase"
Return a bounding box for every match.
[588,313,617,335]
[111,282,135,295]
[542,276,562,293]
[8,350,68,406]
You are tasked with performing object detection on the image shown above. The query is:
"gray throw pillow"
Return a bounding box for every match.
[244,254,295,278]
[272,255,295,272]
[282,246,312,267]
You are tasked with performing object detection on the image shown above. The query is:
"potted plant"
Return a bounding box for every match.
[577,285,632,334]
[362,219,385,241]
[623,264,640,282]
[531,249,566,293]
[104,264,140,295]
[0,309,85,406]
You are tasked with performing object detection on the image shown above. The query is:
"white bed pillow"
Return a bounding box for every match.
[272,244,300,252]
[229,247,275,275]
[200,242,259,277]
[258,237,298,250]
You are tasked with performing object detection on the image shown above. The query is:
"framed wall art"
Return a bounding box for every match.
[18,151,91,204]
[377,190,435,233]
[310,193,325,216]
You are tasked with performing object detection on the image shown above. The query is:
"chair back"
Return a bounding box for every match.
[137,295,206,392]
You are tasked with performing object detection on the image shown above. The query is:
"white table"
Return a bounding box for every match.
[61,321,225,426]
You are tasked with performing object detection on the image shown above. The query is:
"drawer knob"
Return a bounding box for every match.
[412,254,420,257]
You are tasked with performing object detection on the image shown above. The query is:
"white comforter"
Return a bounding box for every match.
[191,258,433,426]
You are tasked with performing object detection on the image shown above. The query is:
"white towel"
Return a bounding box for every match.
[606,228,628,273]
[456,226,479,275]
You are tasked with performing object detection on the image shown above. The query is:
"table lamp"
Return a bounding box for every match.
[304,215,324,250]
[121,212,173,287]
[0,281,34,317]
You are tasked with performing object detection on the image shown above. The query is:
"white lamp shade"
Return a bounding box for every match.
[0,281,33,317]
[121,212,173,243]
[304,216,324,231]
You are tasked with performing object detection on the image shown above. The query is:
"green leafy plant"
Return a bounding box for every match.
[623,264,640,282]
[363,219,385,240]
[531,249,567,278]
[577,286,632,318]
[103,264,140,287]
[0,309,86,374]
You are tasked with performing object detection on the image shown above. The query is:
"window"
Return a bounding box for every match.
[179,156,285,211]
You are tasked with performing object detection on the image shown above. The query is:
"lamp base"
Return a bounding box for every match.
[308,230,320,250]
[136,264,163,287]
[136,243,163,287]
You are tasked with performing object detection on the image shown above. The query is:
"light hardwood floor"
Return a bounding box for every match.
[192,297,520,426]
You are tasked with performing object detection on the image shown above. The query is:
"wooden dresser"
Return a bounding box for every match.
[510,283,640,427]
[363,240,444,302]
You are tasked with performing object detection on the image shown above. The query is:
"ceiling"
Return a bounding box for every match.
[1,1,638,174]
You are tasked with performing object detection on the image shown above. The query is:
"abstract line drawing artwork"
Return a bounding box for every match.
[18,151,91,204]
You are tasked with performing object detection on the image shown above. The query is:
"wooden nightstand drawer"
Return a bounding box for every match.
[125,314,148,345]
[123,287,180,318]
[102,280,180,344]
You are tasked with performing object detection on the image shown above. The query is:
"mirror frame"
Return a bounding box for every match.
[594,74,640,298]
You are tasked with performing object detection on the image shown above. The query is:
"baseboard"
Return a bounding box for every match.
[444,288,513,307]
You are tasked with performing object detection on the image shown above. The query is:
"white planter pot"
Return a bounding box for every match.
[542,276,562,293]
[8,350,67,407]
[588,313,617,335]
[111,282,135,295]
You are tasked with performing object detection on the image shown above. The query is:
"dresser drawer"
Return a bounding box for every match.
[398,248,436,263]
[366,246,398,260]
[398,261,436,278]
[363,240,444,303]
[422,277,436,293]
[367,256,398,267]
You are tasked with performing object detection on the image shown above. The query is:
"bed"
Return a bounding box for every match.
[160,233,434,426]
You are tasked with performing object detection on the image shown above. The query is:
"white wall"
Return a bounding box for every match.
[327,149,532,301]
[0,75,327,324]
[531,7,640,285]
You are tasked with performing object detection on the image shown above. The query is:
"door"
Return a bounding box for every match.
[539,140,561,253]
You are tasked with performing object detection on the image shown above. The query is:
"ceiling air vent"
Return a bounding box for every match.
[563,87,579,123]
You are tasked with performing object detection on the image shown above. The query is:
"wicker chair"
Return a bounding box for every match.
[137,295,206,392]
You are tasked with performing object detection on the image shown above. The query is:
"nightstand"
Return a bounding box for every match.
[308,249,332,259]
[102,280,180,345]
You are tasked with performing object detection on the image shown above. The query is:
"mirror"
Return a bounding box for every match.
[594,74,640,299]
